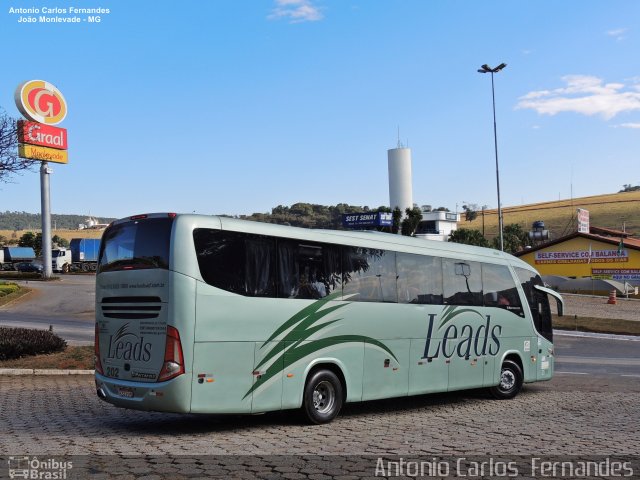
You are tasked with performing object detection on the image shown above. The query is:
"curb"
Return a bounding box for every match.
[0,368,94,375]
[554,330,640,342]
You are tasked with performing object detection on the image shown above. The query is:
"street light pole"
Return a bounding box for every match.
[478,63,506,252]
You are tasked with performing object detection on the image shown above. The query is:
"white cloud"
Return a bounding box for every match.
[606,28,627,40]
[268,0,323,23]
[516,75,640,120]
[617,123,640,129]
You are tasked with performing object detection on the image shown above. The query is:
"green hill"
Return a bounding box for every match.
[0,211,115,231]
[462,191,640,239]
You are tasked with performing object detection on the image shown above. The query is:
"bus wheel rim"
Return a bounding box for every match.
[500,369,515,390]
[312,380,335,414]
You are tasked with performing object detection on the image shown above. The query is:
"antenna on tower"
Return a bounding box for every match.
[397,126,405,148]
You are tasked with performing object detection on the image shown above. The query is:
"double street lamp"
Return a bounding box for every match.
[478,63,506,251]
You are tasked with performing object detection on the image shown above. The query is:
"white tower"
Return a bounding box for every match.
[387,145,413,214]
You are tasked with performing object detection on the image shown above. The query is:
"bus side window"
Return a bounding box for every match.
[277,240,341,299]
[193,229,276,297]
[396,253,443,305]
[482,264,524,317]
[343,247,397,303]
[442,259,482,306]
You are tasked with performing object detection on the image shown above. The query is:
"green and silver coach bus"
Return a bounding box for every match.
[94,213,563,424]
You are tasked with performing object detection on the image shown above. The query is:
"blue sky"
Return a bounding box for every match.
[1,0,639,219]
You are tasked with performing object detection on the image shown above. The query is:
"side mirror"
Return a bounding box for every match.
[534,284,564,316]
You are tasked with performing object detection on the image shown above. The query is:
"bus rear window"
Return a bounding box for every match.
[98,217,173,273]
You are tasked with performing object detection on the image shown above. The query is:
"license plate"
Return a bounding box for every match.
[117,386,134,398]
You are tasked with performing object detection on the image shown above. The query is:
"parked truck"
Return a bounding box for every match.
[0,247,37,270]
[70,238,101,272]
[51,247,72,273]
[52,238,101,273]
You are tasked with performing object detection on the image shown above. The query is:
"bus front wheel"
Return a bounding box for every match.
[489,360,523,400]
[302,369,343,424]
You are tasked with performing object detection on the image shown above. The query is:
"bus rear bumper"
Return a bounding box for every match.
[95,372,192,413]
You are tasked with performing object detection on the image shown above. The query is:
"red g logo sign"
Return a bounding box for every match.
[14,80,67,125]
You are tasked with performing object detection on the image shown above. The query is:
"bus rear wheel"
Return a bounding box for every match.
[489,360,523,400]
[302,369,343,424]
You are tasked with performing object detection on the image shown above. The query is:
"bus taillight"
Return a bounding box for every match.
[158,326,185,382]
[94,323,104,375]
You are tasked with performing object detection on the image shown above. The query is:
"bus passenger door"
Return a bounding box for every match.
[251,341,284,413]
[362,339,409,401]
[537,336,554,381]
[409,338,448,395]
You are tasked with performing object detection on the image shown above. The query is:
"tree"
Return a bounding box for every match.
[620,184,640,193]
[462,204,478,222]
[493,223,529,254]
[18,231,36,247]
[0,108,36,183]
[401,206,423,236]
[17,232,70,256]
[391,207,402,234]
[52,235,70,248]
[18,231,37,253]
[448,228,489,247]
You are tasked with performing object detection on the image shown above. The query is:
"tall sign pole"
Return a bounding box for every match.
[15,80,69,279]
[40,162,53,277]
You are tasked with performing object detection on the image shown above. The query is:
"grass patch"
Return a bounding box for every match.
[553,314,640,336]
[0,282,20,295]
[0,284,30,307]
[0,345,93,370]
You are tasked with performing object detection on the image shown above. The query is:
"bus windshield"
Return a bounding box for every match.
[98,217,173,273]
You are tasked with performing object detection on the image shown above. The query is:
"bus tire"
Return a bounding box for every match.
[302,369,343,424]
[489,359,523,400]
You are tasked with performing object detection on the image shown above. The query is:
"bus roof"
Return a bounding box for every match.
[168,213,535,271]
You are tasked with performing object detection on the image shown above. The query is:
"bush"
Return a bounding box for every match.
[0,327,67,361]
[0,282,20,297]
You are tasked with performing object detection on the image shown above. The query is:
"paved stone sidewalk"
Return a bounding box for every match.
[1,375,638,478]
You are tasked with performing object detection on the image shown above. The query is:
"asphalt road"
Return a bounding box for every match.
[554,331,640,377]
[0,275,95,344]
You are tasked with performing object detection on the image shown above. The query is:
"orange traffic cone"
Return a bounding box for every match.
[607,290,617,305]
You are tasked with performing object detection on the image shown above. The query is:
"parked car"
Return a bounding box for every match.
[15,262,44,273]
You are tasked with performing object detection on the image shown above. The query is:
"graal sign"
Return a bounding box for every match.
[14,80,67,125]
[15,79,69,164]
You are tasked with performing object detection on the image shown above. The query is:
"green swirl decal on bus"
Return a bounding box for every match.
[245,292,398,398]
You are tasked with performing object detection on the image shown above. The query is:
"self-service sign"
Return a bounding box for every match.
[18,121,67,150]
[14,80,67,125]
